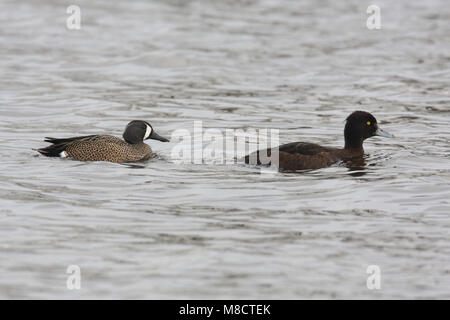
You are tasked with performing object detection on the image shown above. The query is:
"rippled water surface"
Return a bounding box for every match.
[1,0,449,299]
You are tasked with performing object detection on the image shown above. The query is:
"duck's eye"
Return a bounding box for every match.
[366,121,371,126]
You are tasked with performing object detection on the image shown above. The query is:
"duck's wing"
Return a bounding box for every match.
[43,135,98,144]
[277,142,336,155]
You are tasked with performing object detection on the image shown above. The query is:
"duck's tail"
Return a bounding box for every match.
[37,137,68,157]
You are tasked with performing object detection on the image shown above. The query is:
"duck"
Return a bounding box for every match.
[244,111,393,171]
[37,120,169,163]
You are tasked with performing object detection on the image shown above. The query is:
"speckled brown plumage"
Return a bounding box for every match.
[38,135,152,163]
[65,135,152,162]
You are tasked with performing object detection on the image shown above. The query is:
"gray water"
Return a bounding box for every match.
[1,0,449,299]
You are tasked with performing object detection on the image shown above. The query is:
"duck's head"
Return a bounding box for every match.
[123,120,170,144]
[344,111,393,149]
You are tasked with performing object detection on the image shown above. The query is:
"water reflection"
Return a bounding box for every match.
[345,156,367,177]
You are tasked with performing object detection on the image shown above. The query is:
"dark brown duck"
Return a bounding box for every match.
[245,111,393,171]
[37,120,169,163]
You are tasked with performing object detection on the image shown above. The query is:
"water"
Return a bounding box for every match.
[1,0,449,299]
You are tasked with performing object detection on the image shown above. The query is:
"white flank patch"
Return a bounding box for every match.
[60,151,68,158]
[144,124,152,139]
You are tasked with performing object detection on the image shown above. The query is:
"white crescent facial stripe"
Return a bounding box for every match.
[144,125,152,139]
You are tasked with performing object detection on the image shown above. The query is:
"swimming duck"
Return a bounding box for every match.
[37,120,169,163]
[244,111,393,171]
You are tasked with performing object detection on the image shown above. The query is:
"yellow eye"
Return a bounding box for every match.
[366,121,371,126]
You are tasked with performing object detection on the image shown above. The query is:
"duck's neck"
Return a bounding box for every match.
[344,125,364,150]
[344,139,363,150]
[342,139,364,160]
[344,132,365,154]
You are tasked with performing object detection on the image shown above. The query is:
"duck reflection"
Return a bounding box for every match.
[345,156,367,177]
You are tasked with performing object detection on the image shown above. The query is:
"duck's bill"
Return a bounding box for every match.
[149,131,170,142]
[375,128,394,138]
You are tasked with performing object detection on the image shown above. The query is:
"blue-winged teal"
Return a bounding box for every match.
[245,111,394,171]
[37,120,169,163]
